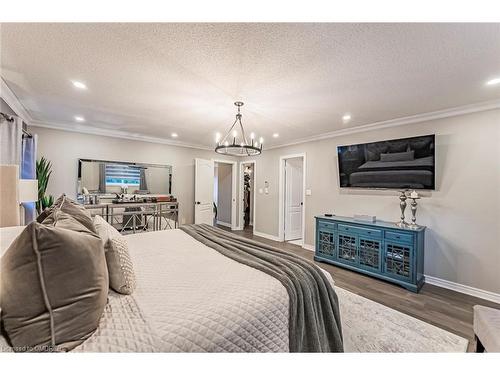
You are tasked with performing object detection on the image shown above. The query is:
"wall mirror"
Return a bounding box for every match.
[78,159,172,197]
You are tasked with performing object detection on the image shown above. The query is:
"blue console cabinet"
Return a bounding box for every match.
[314,215,425,292]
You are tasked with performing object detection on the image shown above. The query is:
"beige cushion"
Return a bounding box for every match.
[473,305,500,352]
[0,211,108,352]
[37,194,96,234]
[93,215,136,295]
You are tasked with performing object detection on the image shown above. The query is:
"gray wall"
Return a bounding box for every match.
[29,109,500,294]
[247,109,500,294]
[216,162,233,225]
[30,126,234,225]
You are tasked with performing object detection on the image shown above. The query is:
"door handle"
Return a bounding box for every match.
[300,202,303,206]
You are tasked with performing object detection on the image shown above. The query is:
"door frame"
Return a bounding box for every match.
[237,160,257,232]
[213,158,238,230]
[278,153,306,243]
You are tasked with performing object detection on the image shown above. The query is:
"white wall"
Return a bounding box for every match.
[248,109,500,294]
[31,126,234,225]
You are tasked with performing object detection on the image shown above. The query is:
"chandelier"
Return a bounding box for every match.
[215,101,263,156]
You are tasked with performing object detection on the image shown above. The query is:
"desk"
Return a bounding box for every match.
[84,201,179,234]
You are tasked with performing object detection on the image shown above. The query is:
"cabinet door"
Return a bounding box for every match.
[358,236,382,272]
[316,228,336,259]
[336,232,358,265]
[383,241,413,281]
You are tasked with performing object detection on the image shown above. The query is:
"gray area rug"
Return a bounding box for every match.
[337,287,468,352]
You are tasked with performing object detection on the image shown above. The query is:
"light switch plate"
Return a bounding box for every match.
[305,189,312,196]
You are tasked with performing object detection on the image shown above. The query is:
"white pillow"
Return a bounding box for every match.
[93,216,136,295]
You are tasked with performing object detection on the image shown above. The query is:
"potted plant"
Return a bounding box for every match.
[36,157,54,214]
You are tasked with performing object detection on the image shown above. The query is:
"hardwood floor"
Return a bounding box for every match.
[224,225,500,352]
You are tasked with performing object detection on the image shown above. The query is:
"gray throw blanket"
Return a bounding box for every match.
[180,224,343,352]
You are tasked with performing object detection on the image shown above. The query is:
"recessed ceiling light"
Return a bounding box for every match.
[273,133,279,138]
[72,80,87,90]
[74,116,85,122]
[486,77,500,86]
[342,114,352,122]
[171,133,178,138]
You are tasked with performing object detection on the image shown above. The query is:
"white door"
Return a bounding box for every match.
[284,157,303,241]
[194,158,214,225]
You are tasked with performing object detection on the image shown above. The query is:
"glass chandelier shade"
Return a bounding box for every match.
[215,101,262,156]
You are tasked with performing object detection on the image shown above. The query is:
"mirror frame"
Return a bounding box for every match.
[77,158,172,196]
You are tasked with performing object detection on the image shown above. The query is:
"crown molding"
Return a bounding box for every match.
[267,99,500,150]
[1,76,212,151]
[3,74,499,152]
[0,77,33,122]
[29,120,213,151]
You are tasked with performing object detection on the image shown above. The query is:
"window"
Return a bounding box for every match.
[105,164,141,186]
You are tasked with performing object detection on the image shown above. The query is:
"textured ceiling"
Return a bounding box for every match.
[1,23,500,148]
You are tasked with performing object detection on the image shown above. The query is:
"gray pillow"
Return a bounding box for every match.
[93,215,137,295]
[0,211,108,352]
[379,150,415,162]
[37,194,96,234]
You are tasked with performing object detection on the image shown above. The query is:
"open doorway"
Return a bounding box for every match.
[239,161,256,232]
[278,154,306,245]
[213,160,237,229]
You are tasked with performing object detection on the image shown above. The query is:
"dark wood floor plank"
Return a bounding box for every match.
[220,225,500,353]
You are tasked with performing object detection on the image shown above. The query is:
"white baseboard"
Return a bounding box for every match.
[246,235,500,305]
[302,242,499,304]
[302,244,315,252]
[424,275,500,304]
[253,230,282,242]
[216,220,232,228]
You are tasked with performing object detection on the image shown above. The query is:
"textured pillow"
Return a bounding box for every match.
[380,150,415,162]
[37,194,96,234]
[93,215,137,295]
[387,140,409,153]
[410,138,433,158]
[0,212,108,352]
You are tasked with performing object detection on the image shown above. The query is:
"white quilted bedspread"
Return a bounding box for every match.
[77,229,290,352]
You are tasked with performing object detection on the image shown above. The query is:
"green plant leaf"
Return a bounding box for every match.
[36,157,54,214]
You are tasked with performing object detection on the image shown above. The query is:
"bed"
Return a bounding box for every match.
[0,225,342,353]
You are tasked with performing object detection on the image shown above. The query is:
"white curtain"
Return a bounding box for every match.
[1,114,39,224]
[0,115,22,165]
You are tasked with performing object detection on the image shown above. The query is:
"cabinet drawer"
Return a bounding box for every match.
[318,221,336,231]
[338,224,381,238]
[385,231,413,244]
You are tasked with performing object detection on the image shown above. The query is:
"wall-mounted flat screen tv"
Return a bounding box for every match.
[337,134,435,190]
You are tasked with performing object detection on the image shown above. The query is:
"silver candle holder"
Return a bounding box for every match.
[397,190,409,228]
[408,190,421,229]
